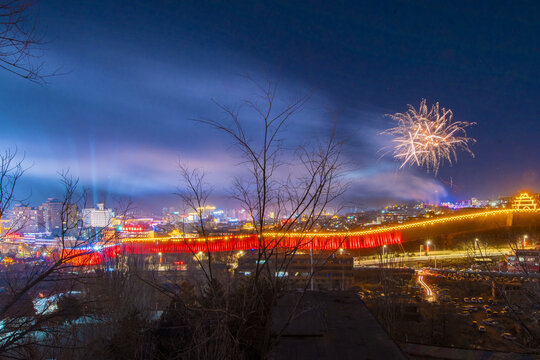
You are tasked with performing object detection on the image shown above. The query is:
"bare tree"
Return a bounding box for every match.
[163,77,347,359]
[177,165,214,282]
[0,148,26,231]
[0,0,54,84]
[197,77,345,282]
[498,235,540,347]
[464,233,540,349]
[0,170,132,359]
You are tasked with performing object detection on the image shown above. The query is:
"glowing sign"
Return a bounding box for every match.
[4,233,23,240]
[123,225,144,232]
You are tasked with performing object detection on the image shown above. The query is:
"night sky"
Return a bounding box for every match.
[1,1,539,211]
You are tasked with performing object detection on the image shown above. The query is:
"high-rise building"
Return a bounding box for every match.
[39,198,63,233]
[82,203,114,228]
[9,206,44,234]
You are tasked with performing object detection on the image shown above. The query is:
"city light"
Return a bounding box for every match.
[53,201,539,265]
[71,207,534,261]
[121,208,538,245]
[417,274,435,302]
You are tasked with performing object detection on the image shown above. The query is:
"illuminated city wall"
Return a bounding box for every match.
[120,231,402,255]
[67,207,540,265]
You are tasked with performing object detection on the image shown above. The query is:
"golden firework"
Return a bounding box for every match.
[383,99,475,174]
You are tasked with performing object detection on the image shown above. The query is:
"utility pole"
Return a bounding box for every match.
[341,260,345,291]
[310,236,314,291]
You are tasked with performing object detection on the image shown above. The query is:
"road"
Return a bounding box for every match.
[417,273,435,302]
[354,247,512,267]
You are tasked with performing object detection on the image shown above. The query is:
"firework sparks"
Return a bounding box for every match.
[383,100,476,174]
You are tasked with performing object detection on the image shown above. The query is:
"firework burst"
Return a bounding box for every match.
[383,99,476,174]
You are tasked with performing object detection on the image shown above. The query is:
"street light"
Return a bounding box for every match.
[523,235,528,249]
[382,244,387,257]
[426,240,431,255]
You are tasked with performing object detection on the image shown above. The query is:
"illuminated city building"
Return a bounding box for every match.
[212,209,226,223]
[82,203,114,228]
[9,206,44,233]
[0,219,10,235]
[378,205,409,224]
[8,200,78,236]
[39,198,63,233]
[512,192,538,210]
[508,247,540,273]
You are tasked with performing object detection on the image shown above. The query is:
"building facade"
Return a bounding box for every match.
[508,247,540,273]
[237,253,354,291]
[39,198,63,233]
[9,206,44,234]
[82,203,114,228]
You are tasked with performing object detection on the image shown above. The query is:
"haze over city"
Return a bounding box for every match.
[1,1,538,212]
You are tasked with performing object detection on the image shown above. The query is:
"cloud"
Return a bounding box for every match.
[0,20,450,210]
[348,167,448,204]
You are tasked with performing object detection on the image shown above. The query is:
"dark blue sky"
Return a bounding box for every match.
[1,0,539,211]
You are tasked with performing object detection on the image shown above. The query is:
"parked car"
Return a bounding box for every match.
[478,326,486,333]
[501,332,516,341]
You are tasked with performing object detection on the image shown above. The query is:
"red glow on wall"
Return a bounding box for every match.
[62,249,103,266]
[121,232,402,255]
[64,232,402,265]
[63,245,121,266]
